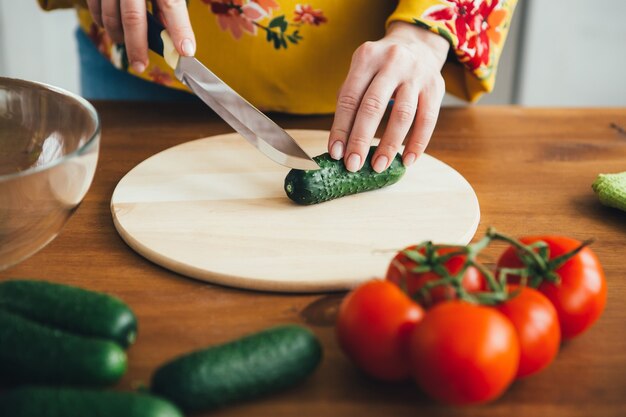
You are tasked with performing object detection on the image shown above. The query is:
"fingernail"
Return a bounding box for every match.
[330,141,345,160]
[131,61,146,74]
[346,153,361,172]
[403,153,417,167]
[181,39,195,56]
[373,155,389,173]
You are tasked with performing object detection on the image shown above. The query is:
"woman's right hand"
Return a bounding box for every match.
[86,0,196,73]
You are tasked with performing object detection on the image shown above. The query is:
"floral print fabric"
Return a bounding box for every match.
[420,0,509,77]
[389,0,517,101]
[201,1,326,49]
[39,0,517,111]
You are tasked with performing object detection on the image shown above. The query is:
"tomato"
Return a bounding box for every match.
[386,245,485,307]
[409,301,519,405]
[336,280,424,381]
[496,236,606,339]
[496,285,560,378]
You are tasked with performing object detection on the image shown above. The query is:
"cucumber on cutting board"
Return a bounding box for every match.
[151,325,322,412]
[0,309,127,386]
[0,387,183,417]
[0,279,137,348]
[284,146,406,205]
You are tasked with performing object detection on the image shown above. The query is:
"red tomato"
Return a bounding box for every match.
[409,301,519,405]
[496,285,560,378]
[336,280,424,381]
[497,236,606,339]
[386,245,485,307]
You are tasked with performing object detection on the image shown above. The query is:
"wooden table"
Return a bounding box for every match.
[2,104,625,417]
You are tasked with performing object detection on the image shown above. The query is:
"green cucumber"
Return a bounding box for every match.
[592,171,626,212]
[0,387,183,417]
[0,309,127,386]
[284,146,406,205]
[151,325,322,412]
[0,279,137,348]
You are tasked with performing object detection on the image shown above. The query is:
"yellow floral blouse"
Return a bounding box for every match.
[38,0,518,114]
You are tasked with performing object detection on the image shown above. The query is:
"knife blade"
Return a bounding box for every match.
[146,12,319,171]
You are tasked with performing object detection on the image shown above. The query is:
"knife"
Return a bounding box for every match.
[145,12,319,171]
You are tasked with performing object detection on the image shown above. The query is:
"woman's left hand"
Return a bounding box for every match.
[328,21,450,172]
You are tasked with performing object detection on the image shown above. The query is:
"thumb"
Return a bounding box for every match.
[156,0,196,56]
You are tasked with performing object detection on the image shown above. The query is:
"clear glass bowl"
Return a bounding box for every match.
[0,77,100,270]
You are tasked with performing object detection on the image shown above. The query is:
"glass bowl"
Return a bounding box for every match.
[0,77,100,270]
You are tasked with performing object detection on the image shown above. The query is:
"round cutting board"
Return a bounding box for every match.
[111,130,480,292]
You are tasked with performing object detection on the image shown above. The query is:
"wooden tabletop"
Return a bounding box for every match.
[2,104,625,417]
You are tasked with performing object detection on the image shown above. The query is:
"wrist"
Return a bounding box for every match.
[386,21,450,70]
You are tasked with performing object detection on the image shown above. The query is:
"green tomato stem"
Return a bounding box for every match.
[548,239,594,270]
[486,227,549,272]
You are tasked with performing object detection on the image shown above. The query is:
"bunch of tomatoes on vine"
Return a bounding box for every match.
[336,227,607,405]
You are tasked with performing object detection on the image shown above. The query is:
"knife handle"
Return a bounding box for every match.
[146,12,180,69]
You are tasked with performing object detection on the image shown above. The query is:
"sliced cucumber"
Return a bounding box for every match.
[284,146,406,205]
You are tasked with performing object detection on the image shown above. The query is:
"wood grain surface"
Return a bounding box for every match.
[111,130,479,292]
[1,104,625,417]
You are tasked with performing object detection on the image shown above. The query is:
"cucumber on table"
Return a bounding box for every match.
[0,387,183,417]
[0,279,137,348]
[151,325,322,412]
[0,309,127,386]
[284,146,406,205]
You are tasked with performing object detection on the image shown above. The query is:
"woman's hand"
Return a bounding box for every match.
[86,0,196,73]
[329,21,450,172]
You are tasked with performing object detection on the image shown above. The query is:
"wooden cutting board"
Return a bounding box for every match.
[111,130,480,292]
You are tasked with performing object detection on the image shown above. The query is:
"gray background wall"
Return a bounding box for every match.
[516,0,626,106]
[0,0,80,94]
[1,0,624,106]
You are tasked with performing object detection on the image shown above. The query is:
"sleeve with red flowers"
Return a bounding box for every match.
[387,0,518,102]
